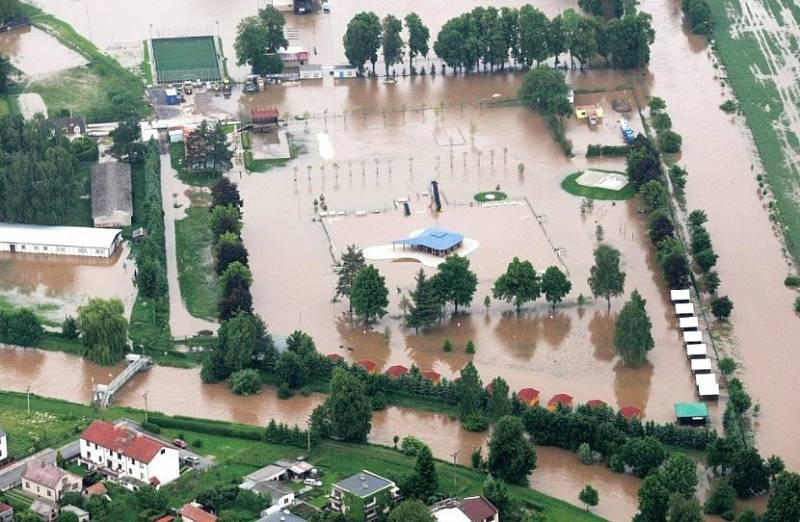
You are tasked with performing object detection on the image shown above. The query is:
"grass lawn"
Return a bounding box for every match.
[169,142,221,187]
[708,0,800,262]
[175,207,218,321]
[474,191,508,202]
[140,40,153,85]
[0,390,603,521]
[561,171,635,200]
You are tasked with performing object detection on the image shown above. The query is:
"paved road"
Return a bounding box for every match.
[0,440,79,491]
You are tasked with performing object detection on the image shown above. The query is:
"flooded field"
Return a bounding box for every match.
[0,247,136,324]
[0,25,86,76]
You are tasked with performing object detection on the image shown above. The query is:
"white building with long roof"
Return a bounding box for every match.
[0,223,123,258]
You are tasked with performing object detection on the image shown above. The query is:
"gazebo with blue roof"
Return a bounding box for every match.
[392,228,464,257]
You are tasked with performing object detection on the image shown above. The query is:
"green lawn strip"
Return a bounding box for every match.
[140,40,153,85]
[709,0,800,262]
[17,3,149,121]
[561,171,635,200]
[130,161,147,228]
[169,142,220,187]
[175,207,219,321]
[1,489,34,511]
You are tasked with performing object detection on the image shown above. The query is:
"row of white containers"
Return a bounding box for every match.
[670,289,719,399]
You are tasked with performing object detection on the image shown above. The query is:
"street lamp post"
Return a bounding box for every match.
[26,385,31,416]
[143,391,149,422]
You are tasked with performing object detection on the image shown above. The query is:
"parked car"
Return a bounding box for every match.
[173,438,188,449]
[183,455,200,466]
[304,478,323,487]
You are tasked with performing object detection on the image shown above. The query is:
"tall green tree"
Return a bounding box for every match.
[621,436,665,478]
[215,232,249,274]
[518,5,551,66]
[614,290,654,366]
[519,67,571,117]
[404,13,430,66]
[258,6,288,52]
[211,178,242,209]
[487,377,512,421]
[109,117,145,163]
[343,12,381,73]
[335,244,366,314]
[487,416,537,485]
[579,484,599,511]
[500,7,520,65]
[492,257,541,312]
[667,495,703,522]
[218,312,269,372]
[388,500,434,522]
[456,362,483,420]
[324,368,373,442]
[210,204,242,238]
[234,16,271,74]
[412,444,438,500]
[435,255,478,312]
[731,448,769,499]
[78,298,129,366]
[703,479,735,516]
[482,476,513,519]
[0,54,12,94]
[407,269,441,333]
[350,265,389,323]
[541,266,572,311]
[588,243,626,311]
[562,9,598,68]
[381,14,403,74]
[765,472,800,522]
[606,11,656,68]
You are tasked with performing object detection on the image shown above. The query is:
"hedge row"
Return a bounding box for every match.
[586,144,630,157]
[147,415,264,441]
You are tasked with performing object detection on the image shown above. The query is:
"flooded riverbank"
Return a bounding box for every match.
[0,345,640,519]
[0,25,86,76]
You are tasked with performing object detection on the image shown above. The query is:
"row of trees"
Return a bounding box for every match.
[343,11,430,74]
[234,6,288,75]
[0,115,84,225]
[433,5,655,72]
[649,97,683,154]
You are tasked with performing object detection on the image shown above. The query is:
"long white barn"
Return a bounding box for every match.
[0,223,123,258]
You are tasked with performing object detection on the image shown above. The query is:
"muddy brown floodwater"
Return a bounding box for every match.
[0,25,86,76]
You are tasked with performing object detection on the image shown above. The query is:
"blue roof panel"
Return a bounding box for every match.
[393,228,464,251]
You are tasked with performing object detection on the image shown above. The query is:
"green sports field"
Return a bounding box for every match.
[151,36,222,84]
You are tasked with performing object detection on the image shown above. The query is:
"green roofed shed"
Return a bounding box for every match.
[674,402,709,425]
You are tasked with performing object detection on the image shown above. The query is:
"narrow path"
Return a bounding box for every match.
[159,154,217,338]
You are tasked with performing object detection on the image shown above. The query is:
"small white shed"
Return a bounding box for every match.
[690,358,712,374]
[679,316,699,330]
[675,302,695,316]
[683,330,703,344]
[686,343,707,359]
[670,289,691,302]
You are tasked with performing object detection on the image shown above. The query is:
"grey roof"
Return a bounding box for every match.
[244,464,287,483]
[257,511,307,522]
[30,499,56,517]
[252,481,294,501]
[334,470,394,498]
[300,64,322,71]
[91,161,132,219]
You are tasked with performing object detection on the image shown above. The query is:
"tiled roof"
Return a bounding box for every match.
[422,370,441,382]
[180,503,217,522]
[23,460,72,489]
[517,388,539,402]
[81,420,166,464]
[357,359,377,372]
[460,496,498,522]
[586,399,606,408]
[0,503,12,513]
[83,482,107,497]
[619,406,642,419]
[386,365,408,378]
[547,393,573,407]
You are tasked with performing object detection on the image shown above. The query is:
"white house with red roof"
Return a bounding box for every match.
[79,420,179,487]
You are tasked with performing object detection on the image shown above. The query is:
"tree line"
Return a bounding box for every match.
[0,115,83,225]
[341,4,655,75]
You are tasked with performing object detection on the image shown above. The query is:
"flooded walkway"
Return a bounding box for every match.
[159,154,217,337]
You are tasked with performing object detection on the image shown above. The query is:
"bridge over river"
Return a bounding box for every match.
[92,355,152,407]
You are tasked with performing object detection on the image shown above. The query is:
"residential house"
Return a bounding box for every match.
[60,505,90,522]
[49,117,87,137]
[82,482,107,500]
[257,511,307,522]
[79,420,180,487]
[329,470,401,520]
[91,161,133,228]
[179,502,217,522]
[29,498,57,522]
[299,64,323,80]
[240,460,314,489]
[0,427,7,463]
[432,496,499,522]
[22,460,82,502]
[0,503,13,522]
[252,481,294,512]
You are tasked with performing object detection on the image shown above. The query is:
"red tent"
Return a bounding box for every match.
[586,399,607,408]
[326,354,341,362]
[619,406,642,419]
[517,388,540,406]
[547,393,574,410]
[485,382,494,394]
[357,359,377,374]
[422,370,441,384]
[386,365,409,378]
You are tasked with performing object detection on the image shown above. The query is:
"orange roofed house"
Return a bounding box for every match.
[79,420,180,488]
[180,502,217,522]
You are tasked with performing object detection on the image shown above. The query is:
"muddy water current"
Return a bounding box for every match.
[1,0,797,517]
[0,25,86,76]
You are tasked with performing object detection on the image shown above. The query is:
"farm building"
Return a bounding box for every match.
[91,162,132,228]
[0,224,122,258]
[251,108,279,133]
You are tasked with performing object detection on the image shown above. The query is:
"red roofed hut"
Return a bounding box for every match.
[251,107,279,133]
[422,370,441,384]
[517,388,540,406]
[357,359,377,374]
[547,393,574,411]
[619,406,642,420]
[586,399,607,409]
[386,365,409,378]
[485,382,493,394]
[326,353,341,363]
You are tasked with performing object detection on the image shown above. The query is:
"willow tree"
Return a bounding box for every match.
[78,298,129,366]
